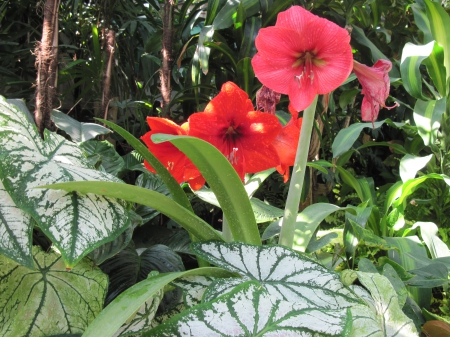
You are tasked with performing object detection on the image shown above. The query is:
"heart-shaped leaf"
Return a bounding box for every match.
[0,97,131,267]
[0,247,107,337]
[191,241,362,309]
[147,281,351,337]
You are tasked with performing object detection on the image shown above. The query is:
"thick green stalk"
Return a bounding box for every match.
[278,96,318,248]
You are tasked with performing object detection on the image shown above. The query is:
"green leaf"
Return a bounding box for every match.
[399,154,433,182]
[413,98,446,146]
[172,275,216,308]
[332,119,405,158]
[423,42,447,97]
[203,41,238,68]
[96,119,193,212]
[51,110,111,142]
[0,97,131,268]
[350,272,419,336]
[0,180,34,269]
[239,17,260,59]
[40,181,224,242]
[351,24,391,65]
[261,0,291,27]
[336,166,376,205]
[79,140,125,177]
[400,41,437,100]
[0,247,107,337]
[82,267,233,337]
[407,262,449,288]
[147,281,352,337]
[424,0,450,83]
[192,241,362,308]
[152,134,261,245]
[347,219,396,251]
[236,57,255,97]
[213,0,260,30]
[197,25,215,75]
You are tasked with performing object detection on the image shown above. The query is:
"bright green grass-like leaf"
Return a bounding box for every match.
[237,57,255,97]
[332,119,405,158]
[423,42,447,97]
[0,180,34,268]
[191,241,362,308]
[350,272,419,337]
[400,41,435,100]
[0,247,107,337]
[82,268,233,337]
[399,154,433,183]
[146,281,352,337]
[152,134,261,245]
[413,98,446,146]
[424,0,450,82]
[0,97,131,268]
[197,25,214,75]
[51,110,111,142]
[40,181,224,242]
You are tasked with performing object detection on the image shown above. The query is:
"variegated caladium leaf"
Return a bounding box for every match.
[0,246,107,337]
[146,281,352,337]
[172,275,217,307]
[349,272,419,337]
[0,179,34,269]
[0,96,131,268]
[191,241,362,309]
[113,289,163,337]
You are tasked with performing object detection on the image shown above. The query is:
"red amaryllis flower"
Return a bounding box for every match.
[251,6,353,112]
[141,117,205,190]
[273,104,303,182]
[188,82,282,180]
[352,59,399,125]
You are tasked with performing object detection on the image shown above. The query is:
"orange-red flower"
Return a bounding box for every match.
[273,104,303,182]
[188,82,282,180]
[251,6,353,112]
[141,117,205,190]
[352,59,399,124]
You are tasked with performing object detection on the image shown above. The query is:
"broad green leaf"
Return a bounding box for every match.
[97,119,193,213]
[51,110,111,142]
[385,236,432,309]
[250,198,284,223]
[400,41,434,100]
[261,0,291,27]
[351,24,391,65]
[192,241,362,308]
[245,168,275,197]
[423,42,447,97]
[121,150,146,173]
[213,0,260,30]
[147,281,352,337]
[350,272,419,337]
[204,0,224,26]
[399,154,432,182]
[6,98,34,124]
[413,98,446,146]
[411,1,433,43]
[336,166,376,205]
[415,221,450,259]
[332,119,405,158]
[0,247,107,337]
[0,180,34,269]
[346,219,395,251]
[80,140,125,177]
[152,134,261,245]
[424,0,450,82]
[40,181,224,242]
[82,267,233,337]
[197,25,214,75]
[0,97,131,267]
[203,41,238,68]
[239,17,260,59]
[407,262,449,288]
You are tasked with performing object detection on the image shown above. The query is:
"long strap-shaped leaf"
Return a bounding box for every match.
[152,134,261,245]
[40,181,224,242]
[97,119,194,213]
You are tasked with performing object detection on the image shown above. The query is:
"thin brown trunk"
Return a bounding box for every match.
[101,29,116,119]
[160,0,174,117]
[34,0,60,136]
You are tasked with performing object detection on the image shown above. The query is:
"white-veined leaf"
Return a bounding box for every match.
[0,246,107,337]
[192,241,362,309]
[350,272,419,336]
[0,97,130,267]
[113,289,163,337]
[0,180,34,268]
[172,275,217,308]
[146,281,351,337]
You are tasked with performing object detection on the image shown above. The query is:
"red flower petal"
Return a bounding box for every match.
[353,59,398,124]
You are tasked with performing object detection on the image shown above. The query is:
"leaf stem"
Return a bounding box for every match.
[279,96,318,248]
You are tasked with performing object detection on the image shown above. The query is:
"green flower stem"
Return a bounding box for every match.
[222,216,233,242]
[279,95,318,248]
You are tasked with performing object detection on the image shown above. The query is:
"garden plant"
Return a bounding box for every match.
[1,0,450,336]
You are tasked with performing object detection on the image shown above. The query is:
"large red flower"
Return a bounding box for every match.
[251,6,353,112]
[352,59,399,124]
[141,117,205,190]
[188,82,282,180]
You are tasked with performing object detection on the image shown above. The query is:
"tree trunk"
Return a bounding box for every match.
[160,0,174,117]
[34,0,60,136]
[101,29,116,120]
